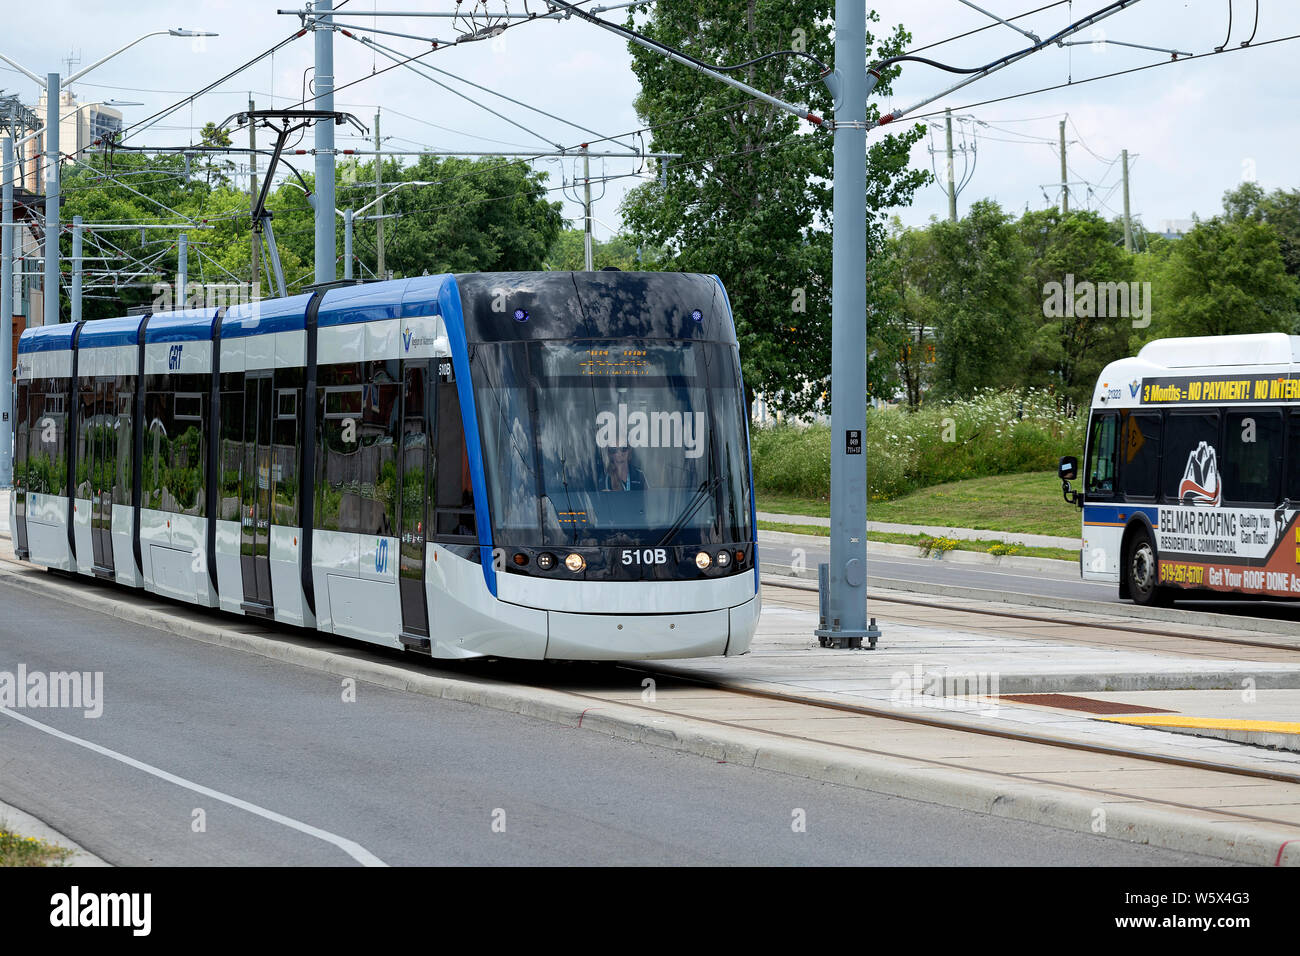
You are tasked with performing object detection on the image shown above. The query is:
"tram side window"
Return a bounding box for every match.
[142,374,207,516]
[27,382,68,497]
[218,373,244,521]
[1085,413,1118,497]
[316,364,364,533]
[272,372,303,527]
[435,379,477,540]
[76,378,96,499]
[1223,410,1282,505]
[1162,412,1219,505]
[113,377,135,507]
[1119,410,1161,499]
[360,362,400,537]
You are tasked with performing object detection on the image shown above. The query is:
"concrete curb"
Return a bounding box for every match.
[759,529,1078,576]
[0,798,112,867]
[2,559,1297,866]
[756,510,1080,550]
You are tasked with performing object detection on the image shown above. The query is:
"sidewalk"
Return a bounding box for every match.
[757,509,1080,550]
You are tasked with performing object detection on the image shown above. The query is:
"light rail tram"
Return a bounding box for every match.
[10,271,759,659]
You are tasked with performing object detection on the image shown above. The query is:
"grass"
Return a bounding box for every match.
[757,521,1078,563]
[758,470,1081,539]
[0,825,73,867]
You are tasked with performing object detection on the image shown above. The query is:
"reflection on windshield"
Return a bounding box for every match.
[474,340,751,548]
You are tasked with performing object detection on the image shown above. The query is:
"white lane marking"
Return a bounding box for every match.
[0,706,387,867]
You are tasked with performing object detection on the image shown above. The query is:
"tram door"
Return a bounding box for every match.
[397,360,431,639]
[89,379,115,573]
[241,373,275,611]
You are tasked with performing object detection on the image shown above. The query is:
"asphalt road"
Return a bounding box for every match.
[0,580,1231,866]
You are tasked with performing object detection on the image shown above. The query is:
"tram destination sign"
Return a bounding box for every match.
[1139,374,1300,405]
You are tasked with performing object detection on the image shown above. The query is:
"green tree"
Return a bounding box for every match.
[1223,181,1300,278]
[619,0,928,415]
[1144,216,1299,339]
[927,200,1029,398]
[1020,208,1135,404]
[872,221,943,409]
[546,228,668,270]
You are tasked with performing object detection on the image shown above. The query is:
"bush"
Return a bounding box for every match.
[751,388,1085,500]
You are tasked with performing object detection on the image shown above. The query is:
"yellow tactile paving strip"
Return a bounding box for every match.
[1101,715,1300,735]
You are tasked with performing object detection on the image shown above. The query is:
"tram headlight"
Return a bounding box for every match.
[715,550,731,568]
[565,552,586,572]
[695,551,712,570]
[537,552,556,571]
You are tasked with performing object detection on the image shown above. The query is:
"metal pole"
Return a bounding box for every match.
[249,96,260,293]
[1059,118,1069,214]
[945,109,957,222]
[44,72,60,325]
[583,145,593,271]
[178,231,188,306]
[344,208,353,280]
[313,0,336,285]
[816,1,880,649]
[70,215,82,323]
[1122,148,1133,253]
[374,109,384,279]
[1,135,13,488]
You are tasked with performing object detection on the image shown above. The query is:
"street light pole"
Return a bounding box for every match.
[43,72,59,326]
[1,135,13,487]
[816,1,881,649]
[314,0,337,285]
[70,215,83,323]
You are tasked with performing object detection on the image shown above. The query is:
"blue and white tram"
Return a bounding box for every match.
[9,271,760,660]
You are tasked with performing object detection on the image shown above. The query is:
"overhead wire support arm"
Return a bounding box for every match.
[874,0,1147,127]
[539,0,829,128]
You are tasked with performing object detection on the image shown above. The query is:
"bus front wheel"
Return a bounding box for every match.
[1125,529,1170,607]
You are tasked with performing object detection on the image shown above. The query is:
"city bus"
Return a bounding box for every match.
[1060,332,1300,606]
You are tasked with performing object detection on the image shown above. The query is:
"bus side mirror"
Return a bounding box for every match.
[1059,456,1083,508]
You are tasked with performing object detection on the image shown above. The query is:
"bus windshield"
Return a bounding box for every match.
[471,339,752,548]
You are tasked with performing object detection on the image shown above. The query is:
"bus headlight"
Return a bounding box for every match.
[715,550,731,568]
[565,552,586,572]
[537,552,556,571]
[695,551,712,570]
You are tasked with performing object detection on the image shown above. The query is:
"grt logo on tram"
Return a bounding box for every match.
[9,271,760,661]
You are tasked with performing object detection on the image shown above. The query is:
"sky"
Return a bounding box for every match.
[1,1,1297,247]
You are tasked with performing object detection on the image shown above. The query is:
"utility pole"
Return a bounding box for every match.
[1059,118,1069,214]
[344,208,353,280]
[374,110,384,279]
[249,96,259,293]
[582,144,593,271]
[44,72,60,325]
[1122,148,1133,253]
[945,108,957,222]
[313,0,336,285]
[816,0,879,649]
[178,231,188,307]
[1,135,13,487]
[70,216,83,323]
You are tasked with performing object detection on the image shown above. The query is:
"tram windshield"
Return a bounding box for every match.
[472,339,752,548]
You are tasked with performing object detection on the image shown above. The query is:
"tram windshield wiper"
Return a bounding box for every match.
[657,474,723,548]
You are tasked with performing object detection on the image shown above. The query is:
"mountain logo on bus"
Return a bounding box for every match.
[1129,379,1141,397]
[1178,441,1221,506]
[401,328,413,353]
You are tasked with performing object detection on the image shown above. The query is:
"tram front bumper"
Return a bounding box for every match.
[546,596,758,660]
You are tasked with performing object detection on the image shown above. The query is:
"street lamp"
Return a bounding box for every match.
[0,28,218,325]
